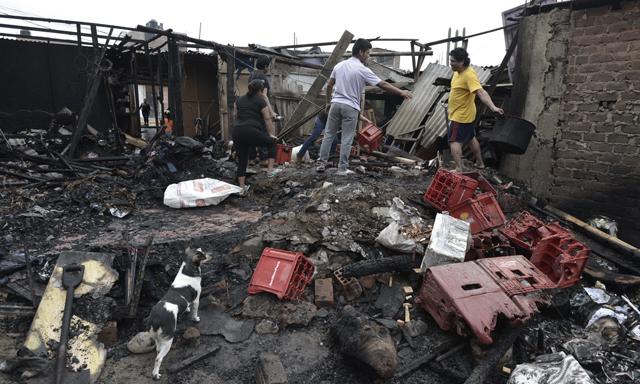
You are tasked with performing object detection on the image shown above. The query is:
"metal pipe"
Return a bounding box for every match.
[272,37,420,49]
[294,51,433,58]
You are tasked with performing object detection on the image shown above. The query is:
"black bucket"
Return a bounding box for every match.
[489,116,536,155]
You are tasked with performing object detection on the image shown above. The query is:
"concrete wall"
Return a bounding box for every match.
[501,2,640,245]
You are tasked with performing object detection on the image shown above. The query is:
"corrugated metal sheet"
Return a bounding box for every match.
[418,67,492,148]
[386,63,452,137]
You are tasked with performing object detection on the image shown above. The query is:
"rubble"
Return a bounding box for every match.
[1,6,639,384]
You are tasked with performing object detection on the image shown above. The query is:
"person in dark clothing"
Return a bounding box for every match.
[233,79,277,193]
[248,55,277,164]
[249,56,272,97]
[140,99,151,126]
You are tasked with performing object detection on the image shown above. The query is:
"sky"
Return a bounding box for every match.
[0,0,525,69]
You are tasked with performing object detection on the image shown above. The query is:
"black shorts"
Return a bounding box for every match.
[448,121,476,144]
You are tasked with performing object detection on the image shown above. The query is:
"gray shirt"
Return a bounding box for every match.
[330,57,381,111]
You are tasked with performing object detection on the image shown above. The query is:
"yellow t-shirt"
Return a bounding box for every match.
[448,67,482,123]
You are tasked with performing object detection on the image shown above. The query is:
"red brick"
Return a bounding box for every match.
[314,278,334,307]
[561,131,583,141]
[583,82,606,91]
[607,22,634,34]
[584,133,606,142]
[577,102,600,112]
[597,153,622,164]
[613,145,638,154]
[590,72,615,82]
[619,71,640,81]
[607,82,631,92]
[585,112,608,123]
[580,64,605,73]
[621,125,640,134]
[589,53,614,63]
[614,114,636,124]
[607,133,631,144]
[588,142,612,152]
[596,92,619,102]
[566,74,587,83]
[619,30,639,41]
[594,123,616,133]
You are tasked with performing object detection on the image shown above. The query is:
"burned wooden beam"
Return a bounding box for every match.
[463,326,522,384]
[340,255,415,278]
[68,27,114,158]
[166,344,220,374]
[280,30,354,140]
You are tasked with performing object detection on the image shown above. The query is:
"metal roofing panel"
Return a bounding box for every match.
[418,67,493,148]
[386,63,452,137]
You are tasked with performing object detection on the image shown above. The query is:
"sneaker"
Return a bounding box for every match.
[316,163,326,173]
[336,169,355,176]
[245,167,258,175]
[238,185,250,196]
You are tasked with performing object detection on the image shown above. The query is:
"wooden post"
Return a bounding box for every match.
[410,41,417,81]
[130,51,141,137]
[446,27,451,59]
[280,30,354,139]
[167,35,184,136]
[68,28,113,158]
[226,49,236,140]
[145,43,160,128]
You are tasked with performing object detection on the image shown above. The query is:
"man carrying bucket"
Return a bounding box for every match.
[448,47,503,172]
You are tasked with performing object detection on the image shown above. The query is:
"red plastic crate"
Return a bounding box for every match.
[449,192,506,234]
[499,211,546,252]
[500,211,574,253]
[276,144,292,164]
[416,256,551,344]
[424,168,480,211]
[530,235,589,288]
[248,248,315,300]
[356,124,384,152]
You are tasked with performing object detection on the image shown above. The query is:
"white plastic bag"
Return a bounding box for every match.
[291,145,310,163]
[163,178,242,208]
[376,221,418,253]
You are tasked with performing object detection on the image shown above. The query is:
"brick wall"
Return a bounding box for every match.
[502,2,640,245]
[552,2,640,243]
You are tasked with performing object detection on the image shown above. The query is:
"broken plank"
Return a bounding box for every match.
[166,344,220,373]
[124,133,147,149]
[279,30,354,139]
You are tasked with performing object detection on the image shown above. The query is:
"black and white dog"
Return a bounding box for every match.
[148,247,209,379]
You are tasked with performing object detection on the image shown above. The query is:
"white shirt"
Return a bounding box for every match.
[330,57,382,111]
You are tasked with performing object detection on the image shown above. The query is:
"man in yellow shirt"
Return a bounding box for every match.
[447,48,503,172]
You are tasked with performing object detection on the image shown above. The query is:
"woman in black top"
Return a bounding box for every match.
[233,79,277,192]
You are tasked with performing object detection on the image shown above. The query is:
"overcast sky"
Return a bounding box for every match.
[1,0,525,69]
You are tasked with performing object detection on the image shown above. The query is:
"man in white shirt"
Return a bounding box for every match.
[317,39,412,174]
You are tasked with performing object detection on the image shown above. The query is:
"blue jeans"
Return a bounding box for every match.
[298,116,337,158]
[318,102,358,171]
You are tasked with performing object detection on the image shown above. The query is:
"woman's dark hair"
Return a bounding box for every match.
[449,47,470,66]
[247,79,265,97]
[256,55,271,70]
[352,38,372,57]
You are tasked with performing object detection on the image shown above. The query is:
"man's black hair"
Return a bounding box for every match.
[256,55,271,70]
[449,47,470,66]
[352,38,372,57]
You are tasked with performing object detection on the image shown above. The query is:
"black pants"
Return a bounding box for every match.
[142,113,149,125]
[233,125,276,178]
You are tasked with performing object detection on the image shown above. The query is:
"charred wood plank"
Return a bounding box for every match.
[341,255,415,278]
[464,326,522,384]
[166,344,220,374]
